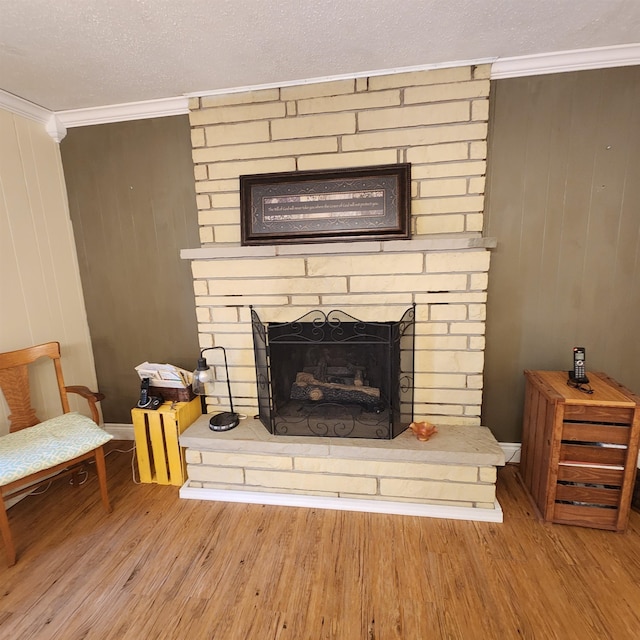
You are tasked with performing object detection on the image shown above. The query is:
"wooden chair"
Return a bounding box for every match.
[0,342,113,566]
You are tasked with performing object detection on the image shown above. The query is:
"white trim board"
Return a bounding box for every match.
[0,92,188,140]
[104,423,135,440]
[1,43,639,137]
[0,88,67,142]
[55,96,189,128]
[0,88,49,124]
[491,43,640,79]
[501,443,521,464]
[179,481,504,523]
[53,43,640,126]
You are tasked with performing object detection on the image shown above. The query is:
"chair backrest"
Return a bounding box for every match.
[0,342,70,433]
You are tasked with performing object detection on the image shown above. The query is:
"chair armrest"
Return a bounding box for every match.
[65,386,105,424]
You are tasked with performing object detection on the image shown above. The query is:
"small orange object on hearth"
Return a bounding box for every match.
[409,421,438,441]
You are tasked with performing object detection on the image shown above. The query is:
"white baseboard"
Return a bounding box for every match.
[104,423,134,440]
[499,442,521,464]
[179,481,503,522]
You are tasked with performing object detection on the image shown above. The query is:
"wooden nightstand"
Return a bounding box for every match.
[520,370,640,531]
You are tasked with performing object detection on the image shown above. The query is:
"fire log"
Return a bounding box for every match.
[290,372,382,410]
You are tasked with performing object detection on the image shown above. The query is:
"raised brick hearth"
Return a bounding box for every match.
[179,416,505,522]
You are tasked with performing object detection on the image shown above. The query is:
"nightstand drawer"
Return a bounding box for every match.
[559,443,627,466]
[555,482,621,507]
[563,404,635,424]
[561,422,631,445]
[553,503,619,528]
[557,464,624,485]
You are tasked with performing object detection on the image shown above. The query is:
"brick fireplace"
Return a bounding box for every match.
[178,64,505,520]
[182,63,494,426]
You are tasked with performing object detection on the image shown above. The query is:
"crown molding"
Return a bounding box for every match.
[55,96,189,128]
[491,42,640,79]
[2,43,639,140]
[186,57,496,100]
[0,91,190,140]
[0,88,49,124]
[0,89,67,142]
[44,115,67,143]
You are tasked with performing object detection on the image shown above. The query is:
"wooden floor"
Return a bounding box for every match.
[1,442,640,640]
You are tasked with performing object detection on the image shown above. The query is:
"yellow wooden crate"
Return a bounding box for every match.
[131,397,201,486]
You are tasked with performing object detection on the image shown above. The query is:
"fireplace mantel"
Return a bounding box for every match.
[180,233,497,261]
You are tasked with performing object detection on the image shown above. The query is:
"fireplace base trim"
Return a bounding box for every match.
[179,483,503,522]
[180,417,505,522]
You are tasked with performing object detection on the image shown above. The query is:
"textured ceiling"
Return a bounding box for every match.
[1,0,639,112]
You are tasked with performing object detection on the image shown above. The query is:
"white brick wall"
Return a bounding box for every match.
[185,65,493,425]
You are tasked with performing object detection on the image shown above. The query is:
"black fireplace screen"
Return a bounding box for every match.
[251,305,415,439]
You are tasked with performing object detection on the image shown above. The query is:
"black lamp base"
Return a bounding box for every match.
[209,412,240,432]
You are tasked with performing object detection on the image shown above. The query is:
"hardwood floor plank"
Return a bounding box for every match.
[1,442,640,639]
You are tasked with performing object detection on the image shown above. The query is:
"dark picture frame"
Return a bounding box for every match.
[240,163,411,246]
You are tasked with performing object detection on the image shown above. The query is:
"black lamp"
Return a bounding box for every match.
[192,346,240,431]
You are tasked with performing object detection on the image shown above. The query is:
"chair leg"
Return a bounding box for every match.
[0,492,16,567]
[94,447,112,513]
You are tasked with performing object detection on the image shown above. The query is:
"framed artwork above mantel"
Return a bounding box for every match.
[240,163,411,246]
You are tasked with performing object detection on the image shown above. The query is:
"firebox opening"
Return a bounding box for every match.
[251,306,415,439]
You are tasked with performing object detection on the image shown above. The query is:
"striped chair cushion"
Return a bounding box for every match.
[0,412,113,486]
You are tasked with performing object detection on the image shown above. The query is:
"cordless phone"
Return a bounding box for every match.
[137,377,163,409]
[137,378,150,407]
[570,347,589,384]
